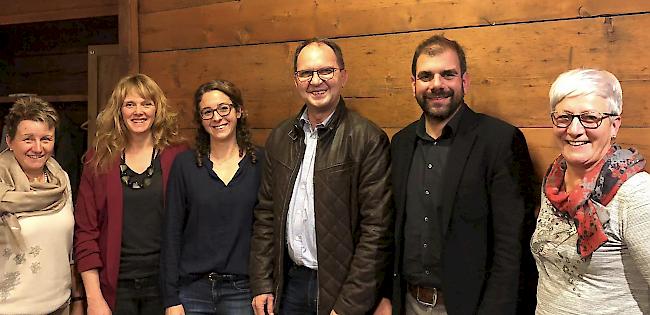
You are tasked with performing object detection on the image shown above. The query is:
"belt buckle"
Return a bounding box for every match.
[208,272,219,281]
[416,286,437,307]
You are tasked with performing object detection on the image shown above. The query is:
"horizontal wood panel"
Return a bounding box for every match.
[143,14,650,131]
[0,95,87,104]
[4,16,118,56]
[11,73,87,96]
[140,0,650,51]
[522,127,650,180]
[9,53,88,95]
[12,53,87,74]
[140,0,237,14]
[177,126,648,183]
[0,0,116,25]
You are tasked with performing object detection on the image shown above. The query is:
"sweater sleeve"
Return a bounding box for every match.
[161,154,188,308]
[620,172,650,285]
[73,154,104,272]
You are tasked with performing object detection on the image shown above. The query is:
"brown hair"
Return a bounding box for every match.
[193,80,256,166]
[412,34,467,76]
[89,73,183,172]
[293,38,345,72]
[4,97,59,139]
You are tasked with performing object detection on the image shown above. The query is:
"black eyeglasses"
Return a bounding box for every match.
[200,103,233,120]
[294,67,342,82]
[550,111,618,129]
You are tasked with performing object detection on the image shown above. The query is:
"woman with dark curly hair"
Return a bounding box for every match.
[74,74,186,315]
[162,80,262,315]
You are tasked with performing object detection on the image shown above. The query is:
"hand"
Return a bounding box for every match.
[252,294,274,315]
[86,295,111,315]
[373,298,392,315]
[330,310,339,315]
[165,304,185,315]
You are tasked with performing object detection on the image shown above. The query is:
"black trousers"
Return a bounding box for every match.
[114,274,164,315]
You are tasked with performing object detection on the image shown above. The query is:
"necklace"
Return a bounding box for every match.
[120,148,157,189]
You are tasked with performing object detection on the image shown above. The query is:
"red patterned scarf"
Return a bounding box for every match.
[543,145,646,258]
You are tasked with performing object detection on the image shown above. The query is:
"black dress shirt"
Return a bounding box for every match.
[402,105,466,288]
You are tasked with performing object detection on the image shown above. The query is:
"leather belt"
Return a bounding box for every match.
[407,283,444,307]
[207,272,247,282]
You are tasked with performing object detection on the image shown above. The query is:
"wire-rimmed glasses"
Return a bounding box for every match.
[294,67,342,82]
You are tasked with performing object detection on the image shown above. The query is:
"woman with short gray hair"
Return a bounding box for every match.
[532,68,650,314]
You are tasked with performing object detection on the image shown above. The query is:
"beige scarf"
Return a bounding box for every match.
[0,149,68,251]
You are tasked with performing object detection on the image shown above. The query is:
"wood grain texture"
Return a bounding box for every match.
[0,0,117,25]
[140,0,238,14]
[139,0,650,51]
[142,14,650,130]
[522,127,650,180]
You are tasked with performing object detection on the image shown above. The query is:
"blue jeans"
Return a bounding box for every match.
[280,264,318,315]
[115,275,163,315]
[179,274,253,315]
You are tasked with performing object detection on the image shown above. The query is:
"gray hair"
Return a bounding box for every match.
[549,68,622,115]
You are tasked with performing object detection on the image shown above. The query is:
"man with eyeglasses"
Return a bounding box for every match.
[380,35,537,315]
[249,38,392,315]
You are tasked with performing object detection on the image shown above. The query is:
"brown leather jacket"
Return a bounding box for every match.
[250,99,393,315]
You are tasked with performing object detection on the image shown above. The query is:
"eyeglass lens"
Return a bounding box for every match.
[201,104,233,120]
[295,68,337,82]
[551,112,613,129]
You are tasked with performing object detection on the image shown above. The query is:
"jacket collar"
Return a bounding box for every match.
[289,97,348,141]
[439,105,480,236]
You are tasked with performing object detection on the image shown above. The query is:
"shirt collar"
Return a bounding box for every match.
[415,103,467,141]
[299,108,336,131]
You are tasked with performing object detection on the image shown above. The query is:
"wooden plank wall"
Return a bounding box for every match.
[0,0,117,25]
[139,0,650,181]
[2,16,119,96]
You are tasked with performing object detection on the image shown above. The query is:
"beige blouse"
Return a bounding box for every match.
[532,172,650,315]
[0,174,74,315]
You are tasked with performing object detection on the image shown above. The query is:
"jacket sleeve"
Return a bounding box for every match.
[249,136,276,296]
[333,130,394,314]
[73,152,104,273]
[161,155,187,308]
[478,128,536,314]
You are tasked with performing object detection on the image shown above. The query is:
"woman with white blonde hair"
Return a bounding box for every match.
[532,68,650,314]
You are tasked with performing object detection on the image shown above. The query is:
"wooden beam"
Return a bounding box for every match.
[140,0,237,14]
[119,0,139,74]
[139,0,650,51]
[0,5,118,25]
[0,95,87,104]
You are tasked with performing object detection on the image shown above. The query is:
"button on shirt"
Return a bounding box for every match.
[402,105,465,287]
[286,109,334,269]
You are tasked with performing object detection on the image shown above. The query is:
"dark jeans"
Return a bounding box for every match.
[179,273,253,315]
[115,275,164,315]
[280,264,318,315]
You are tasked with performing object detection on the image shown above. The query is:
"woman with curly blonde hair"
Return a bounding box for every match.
[74,74,186,315]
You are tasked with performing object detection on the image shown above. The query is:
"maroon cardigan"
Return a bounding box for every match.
[74,145,187,309]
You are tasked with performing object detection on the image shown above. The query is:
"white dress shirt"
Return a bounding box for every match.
[286,109,335,270]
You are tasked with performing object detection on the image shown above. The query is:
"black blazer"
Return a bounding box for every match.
[389,106,536,315]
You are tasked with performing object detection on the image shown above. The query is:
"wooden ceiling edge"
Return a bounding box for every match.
[0,5,118,26]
